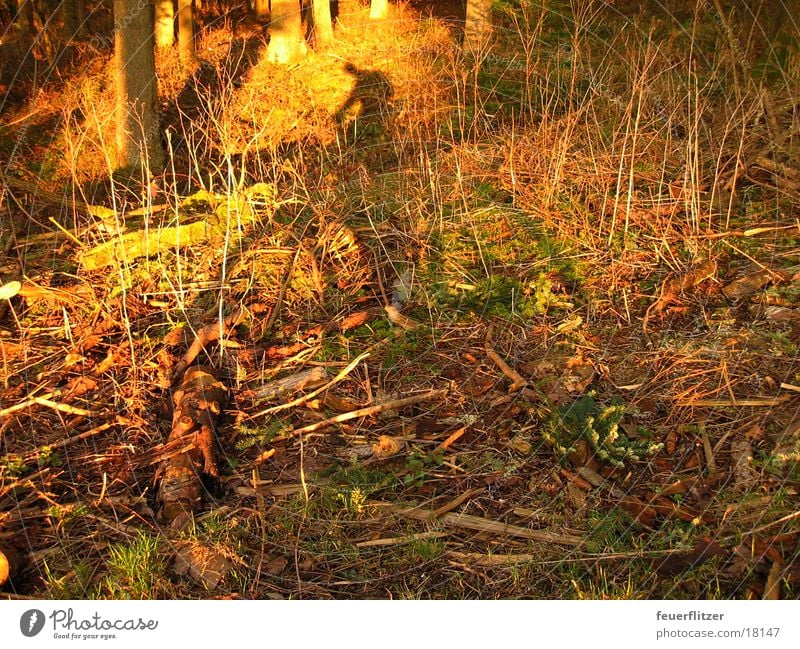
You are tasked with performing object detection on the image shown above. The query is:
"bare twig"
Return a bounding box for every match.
[290,389,447,437]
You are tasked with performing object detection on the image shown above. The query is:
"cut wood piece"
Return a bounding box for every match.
[251,367,328,402]
[376,501,584,546]
[157,365,228,529]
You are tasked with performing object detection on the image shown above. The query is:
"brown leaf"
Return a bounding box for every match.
[372,434,403,459]
[173,542,232,589]
[507,435,532,454]
[338,310,374,331]
[731,438,758,488]
[722,268,787,301]
[565,482,587,508]
[652,538,728,576]
[265,556,288,576]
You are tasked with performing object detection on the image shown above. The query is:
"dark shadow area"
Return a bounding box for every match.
[333,62,395,134]
[408,0,465,24]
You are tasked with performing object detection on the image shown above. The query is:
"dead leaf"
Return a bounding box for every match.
[173,542,232,589]
[0,280,22,300]
[722,268,787,301]
[372,434,403,459]
[508,435,532,454]
[652,538,728,576]
[339,310,374,331]
[731,438,758,487]
[265,556,288,576]
[565,482,587,508]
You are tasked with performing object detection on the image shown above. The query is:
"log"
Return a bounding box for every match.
[157,365,228,529]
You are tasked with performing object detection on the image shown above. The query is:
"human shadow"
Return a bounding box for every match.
[333,62,395,143]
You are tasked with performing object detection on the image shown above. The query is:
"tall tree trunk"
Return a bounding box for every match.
[312,0,333,47]
[62,0,83,40]
[267,0,307,64]
[253,0,269,20]
[155,0,174,49]
[114,0,165,173]
[464,0,492,49]
[369,0,387,20]
[18,0,34,34]
[177,0,195,64]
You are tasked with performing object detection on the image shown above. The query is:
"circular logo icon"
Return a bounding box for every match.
[20,609,46,637]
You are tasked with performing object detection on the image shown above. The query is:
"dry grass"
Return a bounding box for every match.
[1,0,799,599]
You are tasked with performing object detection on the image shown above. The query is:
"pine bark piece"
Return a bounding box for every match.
[158,365,228,529]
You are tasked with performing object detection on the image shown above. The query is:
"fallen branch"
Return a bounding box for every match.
[447,551,538,567]
[173,309,244,380]
[157,365,228,529]
[485,344,527,392]
[675,396,790,407]
[250,352,369,419]
[289,389,447,436]
[376,501,585,546]
[356,531,447,548]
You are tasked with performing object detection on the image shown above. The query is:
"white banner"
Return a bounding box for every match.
[1,600,798,648]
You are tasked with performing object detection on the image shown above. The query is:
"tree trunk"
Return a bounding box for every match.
[369,0,388,20]
[154,0,174,49]
[62,0,83,40]
[267,0,307,64]
[312,0,333,47]
[253,0,269,20]
[177,0,195,64]
[114,0,165,173]
[464,0,492,49]
[18,0,34,34]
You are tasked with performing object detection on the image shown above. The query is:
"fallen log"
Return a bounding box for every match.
[157,365,228,529]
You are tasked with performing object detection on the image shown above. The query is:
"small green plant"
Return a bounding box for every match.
[103,531,166,599]
[545,394,663,468]
[1,454,29,478]
[402,450,443,488]
[235,419,291,451]
[43,559,96,599]
[337,486,367,517]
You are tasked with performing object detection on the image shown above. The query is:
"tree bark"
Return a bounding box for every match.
[154,0,174,49]
[253,0,269,20]
[312,0,333,47]
[114,0,165,173]
[177,0,195,65]
[369,0,388,20]
[267,0,307,64]
[62,0,83,40]
[464,0,492,49]
[18,0,34,35]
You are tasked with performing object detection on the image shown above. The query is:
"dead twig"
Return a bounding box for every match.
[250,352,370,419]
[290,389,447,437]
[376,501,585,546]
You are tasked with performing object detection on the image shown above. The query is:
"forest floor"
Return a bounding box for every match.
[1,1,800,599]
